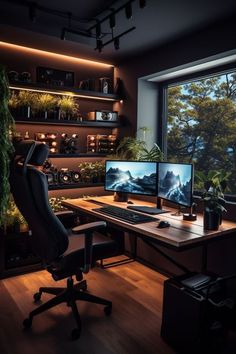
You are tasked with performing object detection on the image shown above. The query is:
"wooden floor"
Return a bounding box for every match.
[0,260,235,354]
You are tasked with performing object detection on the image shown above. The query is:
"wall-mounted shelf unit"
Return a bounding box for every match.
[14,117,121,128]
[9,82,120,102]
[48,182,104,190]
[49,153,107,158]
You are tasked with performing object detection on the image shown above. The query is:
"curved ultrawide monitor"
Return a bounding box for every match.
[158,162,193,207]
[105,160,157,196]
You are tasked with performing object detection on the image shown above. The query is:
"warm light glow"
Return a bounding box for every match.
[9,85,117,101]
[0,41,114,68]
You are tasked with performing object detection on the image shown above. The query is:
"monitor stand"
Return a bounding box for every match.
[127,197,169,215]
[113,192,128,202]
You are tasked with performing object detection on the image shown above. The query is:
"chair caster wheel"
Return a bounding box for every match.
[23,318,32,329]
[71,328,81,340]
[104,305,112,316]
[33,292,41,302]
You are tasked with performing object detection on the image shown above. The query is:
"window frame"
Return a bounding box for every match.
[158,61,236,204]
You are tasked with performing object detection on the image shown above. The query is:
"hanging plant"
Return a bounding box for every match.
[0,65,15,226]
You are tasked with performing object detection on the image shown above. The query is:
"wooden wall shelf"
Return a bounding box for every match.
[14,117,120,128]
[9,82,120,102]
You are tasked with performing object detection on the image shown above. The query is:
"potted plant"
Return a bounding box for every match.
[5,197,28,233]
[58,96,79,120]
[195,170,229,230]
[17,90,35,118]
[32,93,57,119]
[8,90,19,117]
[0,65,15,229]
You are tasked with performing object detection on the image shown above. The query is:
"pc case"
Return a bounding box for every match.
[161,274,228,354]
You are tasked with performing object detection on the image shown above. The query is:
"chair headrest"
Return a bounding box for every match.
[13,139,36,161]
[29,142,49,166]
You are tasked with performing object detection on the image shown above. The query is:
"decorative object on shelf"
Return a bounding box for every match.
[32,93,58,119]
[36,67,74,87]
[87,110,118,122]
[8,70,19,82]
[0,65,15,227]
[87,134,117,154]
[43,159,58,185]
[195,170,229,230]
[35,132,58,154]
[87,135,97,153]
[99,78,112,94]
[97,135,117,154]
[8,70,32,83]
[58,96,79,120]
[60,133,78,154]
[114,77,125,99]
[78,161,105,183]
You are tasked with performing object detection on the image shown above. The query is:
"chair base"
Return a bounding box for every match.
[23,277,112,340]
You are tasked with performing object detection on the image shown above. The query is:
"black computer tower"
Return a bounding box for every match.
[161,275,227,354]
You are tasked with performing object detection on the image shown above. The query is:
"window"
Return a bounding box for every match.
[165,70,236,197]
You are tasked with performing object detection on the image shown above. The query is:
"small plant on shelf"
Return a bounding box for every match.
[32,93,58,119]
[58,96,79,120]
[17,90,35,118]
[78,161,105,183]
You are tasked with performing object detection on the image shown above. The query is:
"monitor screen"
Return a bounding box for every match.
[105,160,157,196]
[157,162,193,207]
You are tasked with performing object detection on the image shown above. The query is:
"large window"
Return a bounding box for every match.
[166,70,236,197]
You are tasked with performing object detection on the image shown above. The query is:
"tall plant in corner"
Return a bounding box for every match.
[0,65,14,226]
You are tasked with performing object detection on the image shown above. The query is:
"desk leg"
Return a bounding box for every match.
[100,232,137,269]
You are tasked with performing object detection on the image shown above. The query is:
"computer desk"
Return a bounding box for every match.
[62,195,236,273]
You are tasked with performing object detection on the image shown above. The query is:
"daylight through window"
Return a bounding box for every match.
[166,70,236,197]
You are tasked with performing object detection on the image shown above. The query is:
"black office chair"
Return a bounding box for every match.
[10,139,119,340]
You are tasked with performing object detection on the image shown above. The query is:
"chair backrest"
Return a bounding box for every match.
[10,140,69,263]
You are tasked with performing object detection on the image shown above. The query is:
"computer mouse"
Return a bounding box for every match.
[157,221,170,228]
[127,201,134,204]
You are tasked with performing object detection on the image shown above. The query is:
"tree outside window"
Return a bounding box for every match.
[167,71,236,196]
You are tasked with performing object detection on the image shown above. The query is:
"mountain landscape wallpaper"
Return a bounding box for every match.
[105,161,157,196]
[158,163,193,207]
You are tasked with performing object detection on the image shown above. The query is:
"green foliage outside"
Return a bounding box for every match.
[167,72,236,195]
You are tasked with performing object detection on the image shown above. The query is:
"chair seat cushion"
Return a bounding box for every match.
[48,232,119,280]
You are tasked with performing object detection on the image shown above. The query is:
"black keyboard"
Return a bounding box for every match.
[93,205,157,224]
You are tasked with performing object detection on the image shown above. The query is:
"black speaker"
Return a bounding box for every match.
[71,171,81,183]
[58,169,72,184]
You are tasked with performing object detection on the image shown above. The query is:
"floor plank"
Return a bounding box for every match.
[1,260,235,353]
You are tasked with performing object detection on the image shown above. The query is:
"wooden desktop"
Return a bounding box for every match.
[62,195,236,251]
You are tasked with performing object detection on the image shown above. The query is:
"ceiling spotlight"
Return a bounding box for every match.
[96,22,101,38]
[109,13,116,29]
[60,28,66,40]
[114,37,120,50]
[125,3,132,19]
[96,39,103,53]
[139,0,146,8]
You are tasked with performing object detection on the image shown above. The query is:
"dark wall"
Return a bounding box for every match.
[116,15,236,136]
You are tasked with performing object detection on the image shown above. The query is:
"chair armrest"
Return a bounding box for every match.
[72,221,107,235]
[72,221,107,273]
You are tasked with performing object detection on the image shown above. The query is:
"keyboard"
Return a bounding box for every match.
[93,205,158,224]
